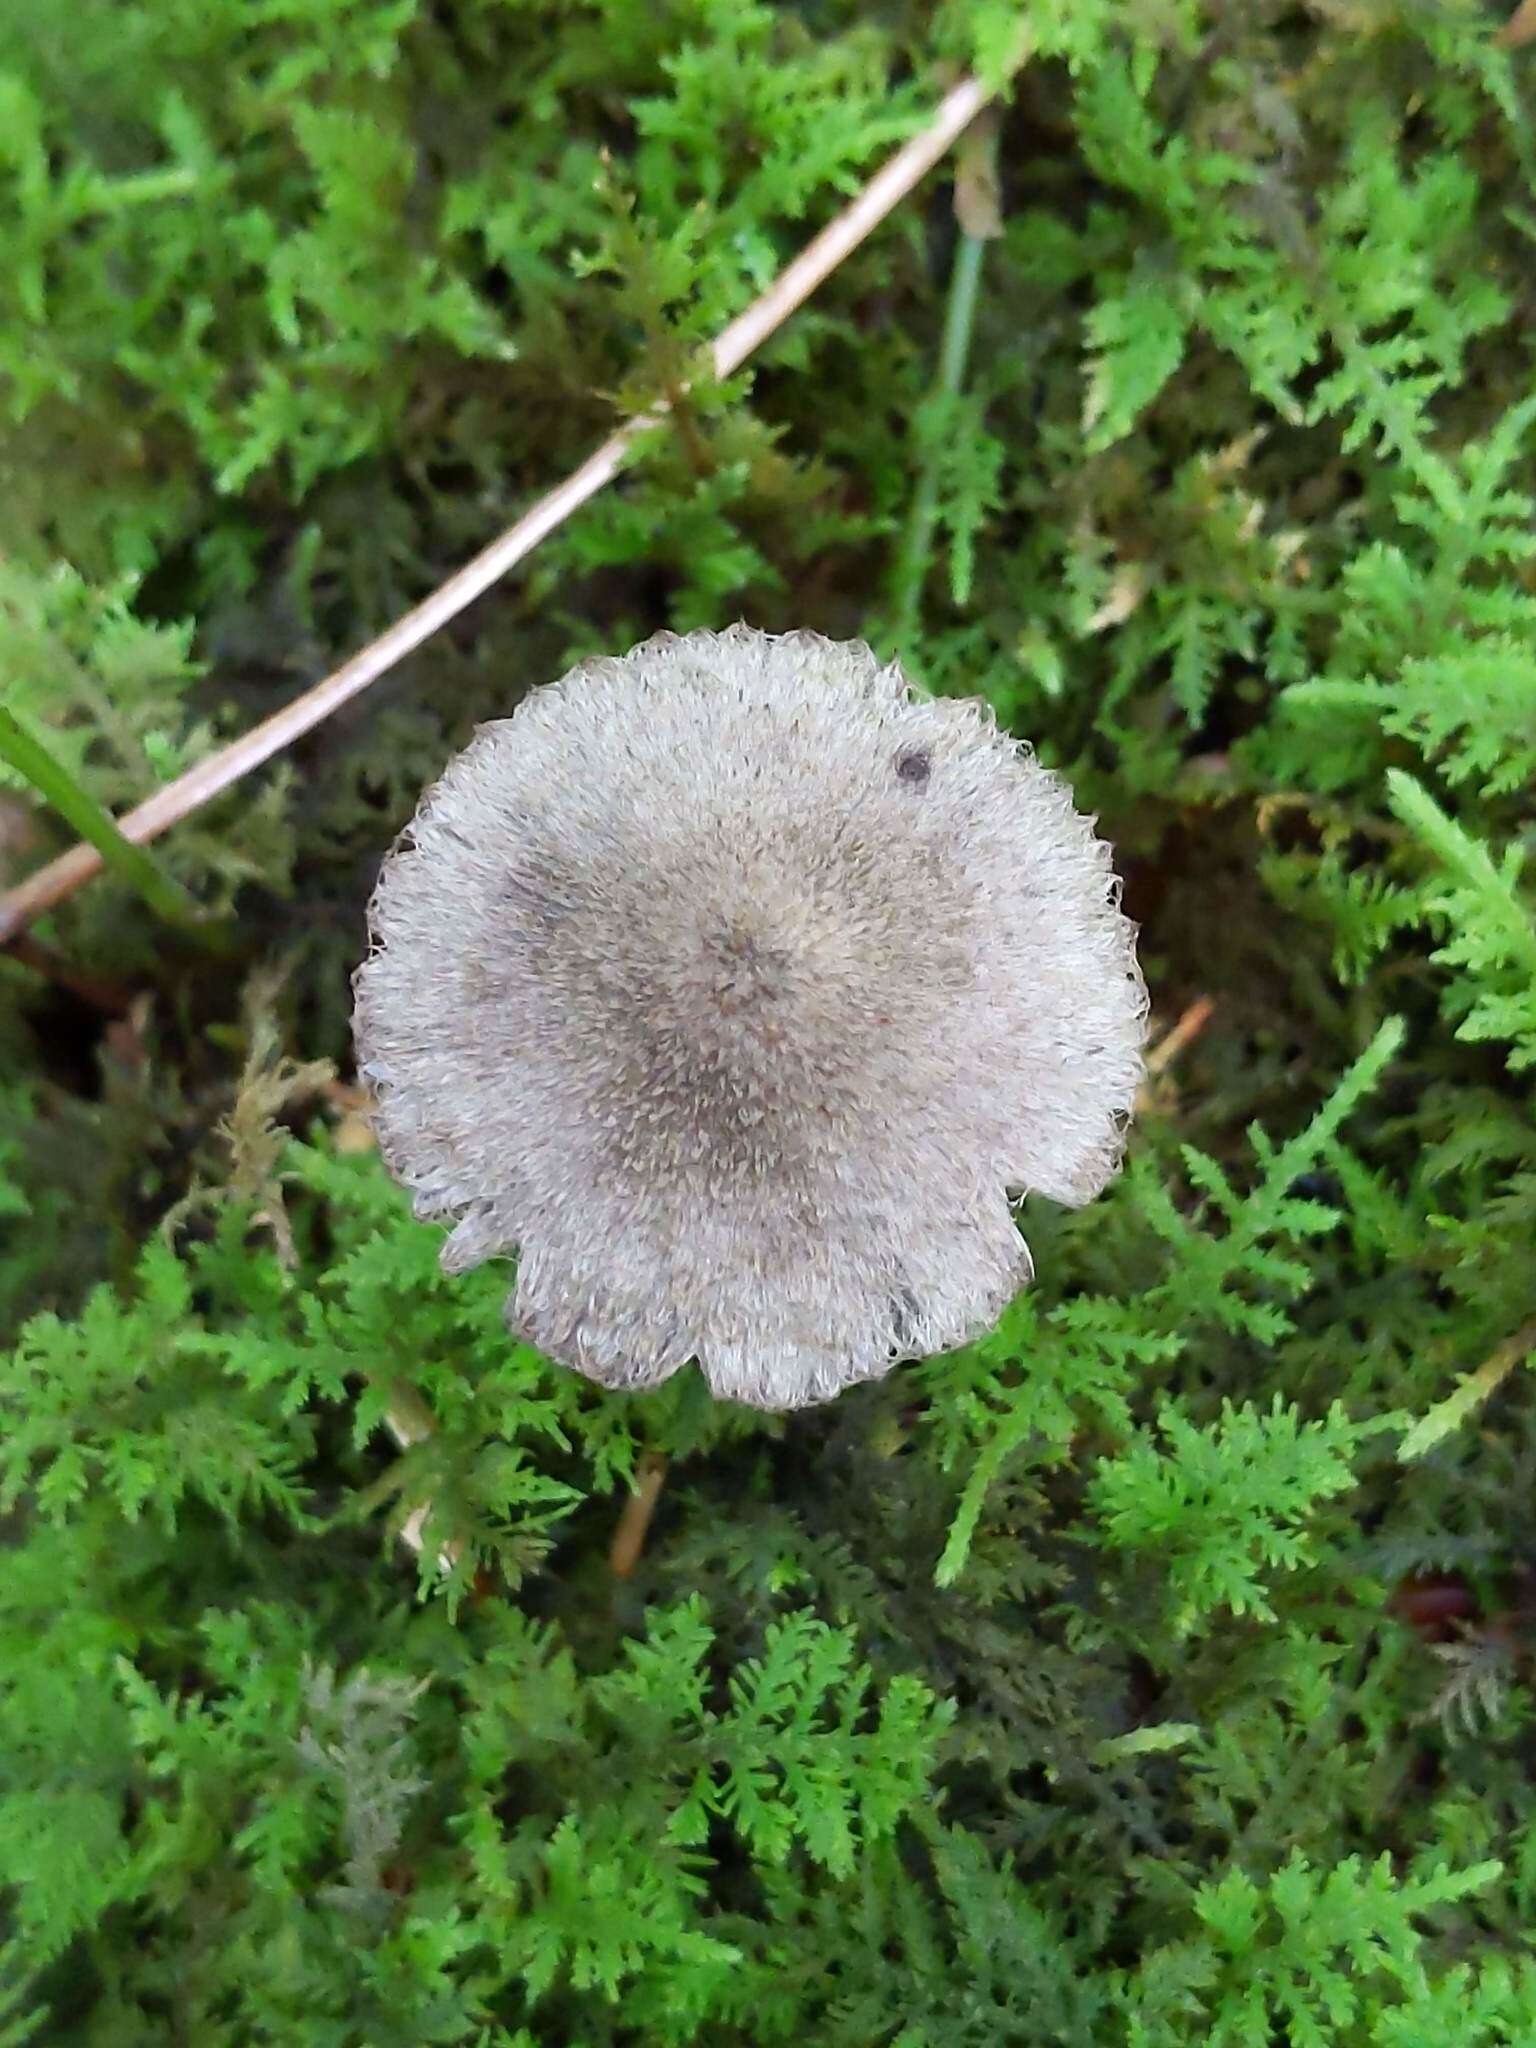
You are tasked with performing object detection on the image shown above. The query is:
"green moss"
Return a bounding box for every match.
[3,0,1536,2038]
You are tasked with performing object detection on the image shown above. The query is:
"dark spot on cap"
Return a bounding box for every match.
[890,1286,923,1348]
[896,747,931,786]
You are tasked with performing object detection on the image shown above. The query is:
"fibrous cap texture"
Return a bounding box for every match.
[353,625,1146,1409]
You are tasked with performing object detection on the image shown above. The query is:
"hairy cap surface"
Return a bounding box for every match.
[353,624,1146,1408]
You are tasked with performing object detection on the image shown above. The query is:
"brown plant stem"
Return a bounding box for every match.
[1145,995,1217,1077]
[610,1452,670,1578]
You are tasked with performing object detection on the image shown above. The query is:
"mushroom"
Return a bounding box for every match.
[352,625,1146,1410]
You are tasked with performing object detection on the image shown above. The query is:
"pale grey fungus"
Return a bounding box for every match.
[352,624,1147,1410]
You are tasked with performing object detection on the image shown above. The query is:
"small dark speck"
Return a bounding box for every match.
[891,1287,923,1346]
[896,747,931,786]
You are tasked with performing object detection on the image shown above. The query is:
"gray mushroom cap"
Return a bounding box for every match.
[352,624,1146,1410]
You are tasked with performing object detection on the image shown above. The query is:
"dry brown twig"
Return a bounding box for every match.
[0,70,998,948]
[1145,996,1217,1078]
[1497,0,1536,49]
[1136,996,1217,1115]
[610,1453,671,1578]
